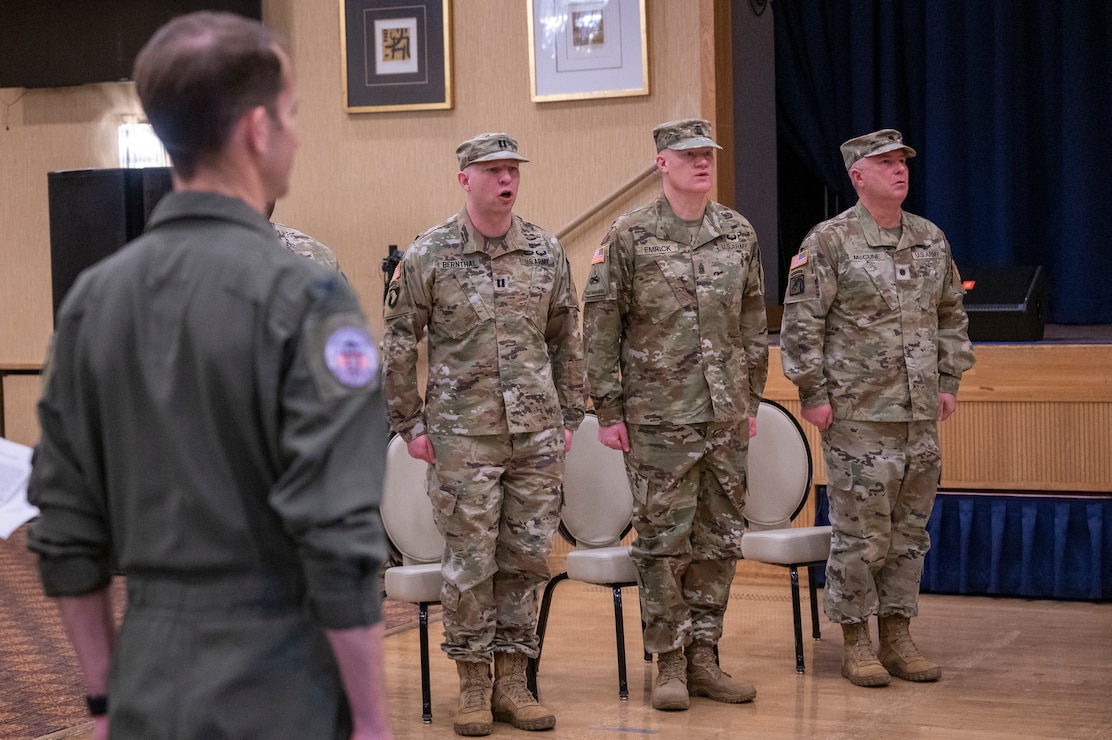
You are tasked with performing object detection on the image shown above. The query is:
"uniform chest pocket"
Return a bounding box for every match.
[839,260,899,327]
[431,271,492,339]
[633,257,690,324]
[694,248,747,306]
[494,262,550,325]
[914,256,947,312]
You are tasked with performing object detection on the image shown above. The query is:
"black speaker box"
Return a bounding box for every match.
[961,265,1046,342]
[48,167,173,322]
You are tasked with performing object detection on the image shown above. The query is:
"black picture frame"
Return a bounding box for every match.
[340,0,453,112]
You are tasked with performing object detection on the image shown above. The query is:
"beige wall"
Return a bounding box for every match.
[0,0,711,444]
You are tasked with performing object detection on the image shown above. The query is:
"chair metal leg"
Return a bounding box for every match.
[528,572,568,698]
[610,584,630,700]
[789,566,806,673]
[419,602,433,723]
[807,564,822,639]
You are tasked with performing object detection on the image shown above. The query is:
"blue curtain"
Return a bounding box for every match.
[923,493,1112,600]
[775,0,1112,324]
[814,486,1112,600]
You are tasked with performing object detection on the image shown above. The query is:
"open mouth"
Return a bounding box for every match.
[499,190,514,199]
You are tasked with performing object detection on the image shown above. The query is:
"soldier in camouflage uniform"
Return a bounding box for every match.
[779,129,976,688]
[382,133,585,736]
[582,119,768,712]
[265,201,345,274]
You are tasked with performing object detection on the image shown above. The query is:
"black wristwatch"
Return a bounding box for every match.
[86,694,108,717]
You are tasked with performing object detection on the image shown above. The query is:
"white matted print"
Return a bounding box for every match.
[528,0,648,102]
[373,16,420,77]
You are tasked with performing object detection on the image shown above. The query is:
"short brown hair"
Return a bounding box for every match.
[134,11,287,180]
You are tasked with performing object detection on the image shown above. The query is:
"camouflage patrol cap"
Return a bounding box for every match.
[456,132,530,170]
[652,118,722,152]
[840,129,917,171]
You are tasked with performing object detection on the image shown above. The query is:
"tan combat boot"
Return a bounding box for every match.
[878,614,942,682]
[841,622,891,687]
[686,644,756,703]
[454,660,494,737]
[651,649,690,711]
[491,652,556,731]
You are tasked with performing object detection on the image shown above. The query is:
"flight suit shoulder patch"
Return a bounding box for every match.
[308,312,380,399]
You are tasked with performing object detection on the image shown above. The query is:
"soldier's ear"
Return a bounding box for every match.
[457,170,470,191]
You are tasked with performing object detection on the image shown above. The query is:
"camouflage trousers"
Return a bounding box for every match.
[821,419,942,624]
[625,422,748,654]
[427,429,564,662]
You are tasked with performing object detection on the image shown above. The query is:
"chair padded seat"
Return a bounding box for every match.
[741,526,832,565]
[384,563,443,603]
[566,546,639,584]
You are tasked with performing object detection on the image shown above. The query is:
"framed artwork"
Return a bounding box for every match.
[527,0,649,103]
[340,0,453,112]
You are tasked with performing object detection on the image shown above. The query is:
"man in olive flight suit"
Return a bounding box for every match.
[27,12,392,739]
[779,129,976,688]
[582,119,769,712]
[382,133,585,736]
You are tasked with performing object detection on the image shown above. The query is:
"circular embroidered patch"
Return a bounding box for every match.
[324,326,379,388]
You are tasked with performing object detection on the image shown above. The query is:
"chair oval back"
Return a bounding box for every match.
[381,434,444,565]
[745,400,813,530]
[560,415,634,549]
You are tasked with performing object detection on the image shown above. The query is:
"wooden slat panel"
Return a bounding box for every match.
[767,344,1112,403]
[766,346,1112,493]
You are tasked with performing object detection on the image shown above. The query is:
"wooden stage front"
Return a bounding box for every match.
[765,340,1112,495]
[759,335,1112,577]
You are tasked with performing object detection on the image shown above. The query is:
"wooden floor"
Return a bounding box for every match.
[47,569,1112,740]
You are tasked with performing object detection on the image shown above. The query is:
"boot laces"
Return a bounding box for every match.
[850,639,878,663]
[885,619,924,657]
[690,648,731,678]
[846,627,879,664]
[659,651,687,681]
[460,663,490,709]
[498,674,538,706]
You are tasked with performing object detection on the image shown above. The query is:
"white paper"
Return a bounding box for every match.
[0,436,37,539]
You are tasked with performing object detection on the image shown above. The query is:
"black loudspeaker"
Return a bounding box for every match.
[961,265,1046,342]
[47,167,173,322]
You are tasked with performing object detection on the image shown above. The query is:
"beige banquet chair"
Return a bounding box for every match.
[380,433,444,723]
[740,399,830,673]
[528,414,647,700]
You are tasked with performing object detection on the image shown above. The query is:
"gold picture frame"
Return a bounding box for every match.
[340,0,453,113]
[527,0,649,103]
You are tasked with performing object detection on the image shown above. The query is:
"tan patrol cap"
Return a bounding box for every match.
[652,118,722,152]
[455,132,529,170]
[840,129,917,172]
